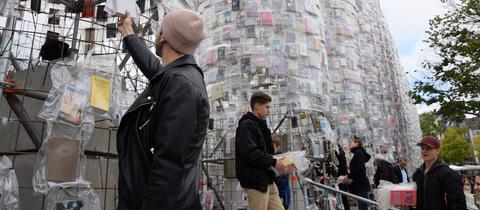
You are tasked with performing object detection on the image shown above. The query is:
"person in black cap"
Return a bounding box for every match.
[412,136,466,210]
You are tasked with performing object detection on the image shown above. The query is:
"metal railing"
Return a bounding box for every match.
[302,177,379,209]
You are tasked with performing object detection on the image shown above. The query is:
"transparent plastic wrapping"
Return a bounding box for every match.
[374,180,417,210]
[33,122,91,194]
[272,151,310,175]
[0,0,16,17]
[81,53,122,121]
[38,53,122,127]
[0,156,19,210]
[465,192,479,210]
[38,61,95,134]
[44,187,101,210]
[306,204,319,210]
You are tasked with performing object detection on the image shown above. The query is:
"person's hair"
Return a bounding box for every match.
[352,135,363,147]
[250,91,272,110]
[271,133,282,147]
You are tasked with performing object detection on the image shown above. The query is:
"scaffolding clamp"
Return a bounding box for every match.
[1,69,16,93]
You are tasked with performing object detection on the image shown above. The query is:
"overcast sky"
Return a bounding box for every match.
[378,0,447,114]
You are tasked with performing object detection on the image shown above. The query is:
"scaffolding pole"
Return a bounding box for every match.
[0,14,17,103]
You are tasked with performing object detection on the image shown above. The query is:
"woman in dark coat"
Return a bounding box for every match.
[343,136,371,210]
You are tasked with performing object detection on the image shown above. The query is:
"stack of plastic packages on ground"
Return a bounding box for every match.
[196,0,421,208]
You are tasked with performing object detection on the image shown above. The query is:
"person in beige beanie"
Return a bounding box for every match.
[116,9,209,210]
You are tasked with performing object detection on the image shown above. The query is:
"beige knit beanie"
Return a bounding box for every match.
[160,9,205,55]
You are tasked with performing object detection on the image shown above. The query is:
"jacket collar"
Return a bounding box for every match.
[419,158,447,174]
[151,55,201,82]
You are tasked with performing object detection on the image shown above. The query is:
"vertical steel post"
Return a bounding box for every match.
[0,14,17,102]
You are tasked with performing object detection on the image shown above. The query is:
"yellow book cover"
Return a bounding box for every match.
[90,75,111,111]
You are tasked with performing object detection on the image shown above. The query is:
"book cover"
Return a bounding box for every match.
[232,0,240,11]
[82,0,94,17]
[55,200,84,210]
[390,189,416,206]
[90,75,111,112]
[59,84,88,125]
[47,138,80,182]
[260,11,273,26]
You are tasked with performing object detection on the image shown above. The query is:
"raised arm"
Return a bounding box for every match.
[117,11,162,80]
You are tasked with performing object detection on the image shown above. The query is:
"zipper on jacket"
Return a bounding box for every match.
[149,101,156,111]
[125,99,153,116]
[139,119,151,130]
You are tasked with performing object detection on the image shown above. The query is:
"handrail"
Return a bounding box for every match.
[303,178,379,207]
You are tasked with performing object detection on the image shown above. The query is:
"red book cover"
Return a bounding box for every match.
[82,0,94,17]
[390,189,417,206]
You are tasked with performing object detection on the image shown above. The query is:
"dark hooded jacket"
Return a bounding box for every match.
[235,112,277,193]
[336,146,348,176]
[348,146,372,193]
[117,35,209,210]
[412,159,466,210]
[374,159,398,187]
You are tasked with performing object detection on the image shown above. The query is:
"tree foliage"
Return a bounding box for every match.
[440,126,473,164]
[409,0,480,121]
[473,135,480,155]
[419,112,442,136]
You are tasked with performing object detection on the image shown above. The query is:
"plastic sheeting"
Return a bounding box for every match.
[0,156,19,210]
[44,187,101,210]
[375,180,416,210]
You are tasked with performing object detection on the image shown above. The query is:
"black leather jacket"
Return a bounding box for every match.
[117,35,209,210]
[412,159,466,210]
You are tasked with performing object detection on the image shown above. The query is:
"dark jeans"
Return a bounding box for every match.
[353,191,369,210]
[278,188,291,210]
[338,184,350,210]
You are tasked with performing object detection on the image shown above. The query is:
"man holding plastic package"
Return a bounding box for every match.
[235,91,295,210]
[412,136,466,210]
[116,9,209,210]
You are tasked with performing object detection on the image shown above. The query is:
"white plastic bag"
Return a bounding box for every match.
[374,180,416,210]
[0,156,19,210]
[272,150,310,175]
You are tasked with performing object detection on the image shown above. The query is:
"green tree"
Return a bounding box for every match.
[473,135,480,155]
[409,0,480,122]
[440,127,473,164]
[419,112,442,136]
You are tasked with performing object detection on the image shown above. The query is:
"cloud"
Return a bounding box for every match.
[379,0,446,55]
[379,0,449,114]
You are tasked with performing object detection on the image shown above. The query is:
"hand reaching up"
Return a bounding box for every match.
[117,11,135,37]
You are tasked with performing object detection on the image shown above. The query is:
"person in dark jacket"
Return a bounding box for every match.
[343,135,371,210]
[393,158,410,183]
[335,145,350,210]
[373,154,398,187]
[116,10,209,210]
[412,136,466,210]
[272,133,291,210]
[235,91,294,210]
